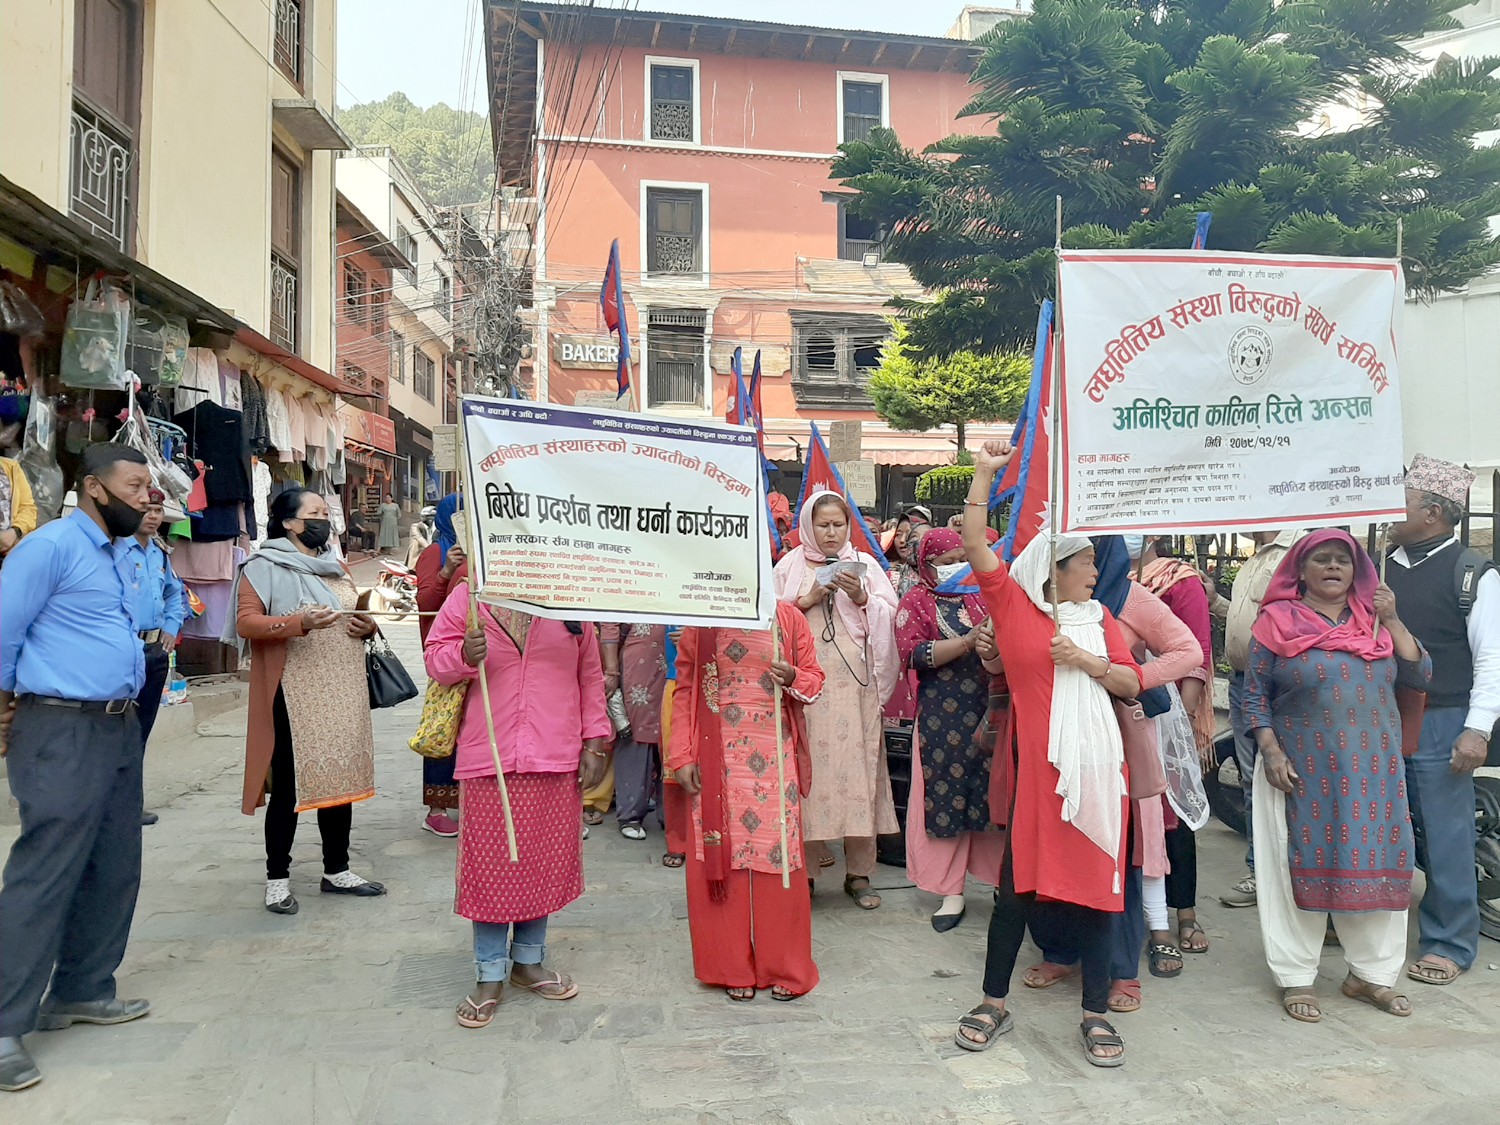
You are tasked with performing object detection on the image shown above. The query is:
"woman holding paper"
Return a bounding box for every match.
[953,442,1143,1068]
[669,603,825,999]
[774,490,900,910]
[423,584,612,1029]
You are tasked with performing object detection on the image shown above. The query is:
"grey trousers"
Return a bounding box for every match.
[614,738,663,827]
[0,699,144,1038]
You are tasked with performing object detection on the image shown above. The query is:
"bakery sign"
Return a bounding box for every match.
[553,334,635,369]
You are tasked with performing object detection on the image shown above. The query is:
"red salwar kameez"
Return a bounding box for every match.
[669,603,825,996]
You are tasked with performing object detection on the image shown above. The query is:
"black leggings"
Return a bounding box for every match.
[982,842,1114,1014]
[1164,822,1197,910]
[264,690,352,881]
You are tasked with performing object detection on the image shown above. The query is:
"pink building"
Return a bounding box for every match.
[485,4,1012,499]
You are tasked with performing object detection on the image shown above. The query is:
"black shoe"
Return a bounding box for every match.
[140,811,159,826]
[0,1038,40,1092]
[266,893,299,915]
[36,997,150,1031]
[931,907,967,933]
[320,876,387,897]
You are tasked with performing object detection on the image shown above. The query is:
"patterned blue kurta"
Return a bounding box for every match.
[1241,638,1429,912]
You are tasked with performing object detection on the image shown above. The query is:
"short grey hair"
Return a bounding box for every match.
[1420,490,1465,528]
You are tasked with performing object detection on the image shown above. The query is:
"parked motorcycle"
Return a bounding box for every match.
[371,559,418,618]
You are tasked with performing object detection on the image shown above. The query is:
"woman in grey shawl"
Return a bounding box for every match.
[228,487,383,914]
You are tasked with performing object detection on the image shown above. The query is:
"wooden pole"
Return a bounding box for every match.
[456,403,520,862]
[1373,524,1390,640]
[771,615,792,890]
[1049,194,1064,630]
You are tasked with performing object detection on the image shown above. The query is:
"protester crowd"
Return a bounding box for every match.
[1,442,1496,1090]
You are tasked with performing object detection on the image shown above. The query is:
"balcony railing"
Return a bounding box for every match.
[270,253,299,352]
[839,238,881,263]
[274,0,302,82]
[650,99,693,142]
[69,103,133,251]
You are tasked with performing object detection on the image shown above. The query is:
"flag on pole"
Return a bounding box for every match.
[795,421,889,571]
[1192,211,1213,250]
[749,350,765,440]
[600,239,632,399]
[728,347,783,554]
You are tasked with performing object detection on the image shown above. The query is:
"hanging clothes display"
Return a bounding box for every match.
[173,400,251,505]
[240,372,270,456]
[265,383,292,454]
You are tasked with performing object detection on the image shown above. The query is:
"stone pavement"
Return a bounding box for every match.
[5,616,1500,1124]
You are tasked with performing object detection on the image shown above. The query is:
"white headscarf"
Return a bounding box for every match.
[1010,532,1126,868]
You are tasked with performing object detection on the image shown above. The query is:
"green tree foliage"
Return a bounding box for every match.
[339,93,496,207]
[832,0,1500,355]
[868,321,1031,451]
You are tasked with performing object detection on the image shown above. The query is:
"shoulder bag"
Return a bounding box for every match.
[367,629,419,709]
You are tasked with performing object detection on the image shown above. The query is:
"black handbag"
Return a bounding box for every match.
[366,630,419,709]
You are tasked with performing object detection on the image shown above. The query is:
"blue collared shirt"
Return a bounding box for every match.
[0,509,145,700]
[118,537,187,637]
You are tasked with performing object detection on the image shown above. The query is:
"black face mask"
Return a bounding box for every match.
[95,484,145,539]
[295,519,332,551]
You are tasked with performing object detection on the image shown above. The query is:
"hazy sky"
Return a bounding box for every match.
[336,0,982,112]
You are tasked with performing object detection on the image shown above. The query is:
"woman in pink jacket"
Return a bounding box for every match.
[424,583,611,1029]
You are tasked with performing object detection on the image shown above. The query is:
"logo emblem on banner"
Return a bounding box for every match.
[1228,325,1273,385]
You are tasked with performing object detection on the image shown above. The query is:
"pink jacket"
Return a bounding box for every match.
[424,583,612,779]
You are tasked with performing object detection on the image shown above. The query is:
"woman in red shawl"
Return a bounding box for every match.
[895,528,1005,932]
[1242,529,1428,1023]
[669,603,825,1000]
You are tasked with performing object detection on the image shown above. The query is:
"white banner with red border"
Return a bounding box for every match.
[1057,249,1406,534]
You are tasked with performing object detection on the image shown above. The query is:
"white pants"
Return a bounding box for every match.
[1252,758,1408,988]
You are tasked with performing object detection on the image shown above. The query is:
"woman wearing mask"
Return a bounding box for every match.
[895,529,1005,931]
[774,491,900,909]
[228,488,382,915]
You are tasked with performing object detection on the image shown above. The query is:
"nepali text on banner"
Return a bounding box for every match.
[1056,250,1406,535]
[460,396,774,627]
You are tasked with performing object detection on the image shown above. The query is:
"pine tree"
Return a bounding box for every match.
[868,322,1031,451]
[832,0,1500,355]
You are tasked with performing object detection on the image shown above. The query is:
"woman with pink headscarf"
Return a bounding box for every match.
[773,490,900,910]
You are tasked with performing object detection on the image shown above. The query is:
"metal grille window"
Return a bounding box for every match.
[270,149,301,352]
[274,0,303,83]
[343,263,367,325]
[390,329,406,383]
[646,308,706,408]
[646,188,703,276]
[649,65,694,142]
[842,80,883,143]
[270,253,299,352]
[71,0,141,251]
[414,349,435,402]
[69,102,133,250]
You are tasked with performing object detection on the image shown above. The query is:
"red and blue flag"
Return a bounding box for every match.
[600,238,632,399]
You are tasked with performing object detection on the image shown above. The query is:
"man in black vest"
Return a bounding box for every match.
[1385,454,1499,987]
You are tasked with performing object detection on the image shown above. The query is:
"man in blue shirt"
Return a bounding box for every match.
[118,487,187,827]
[0,444,155,1093]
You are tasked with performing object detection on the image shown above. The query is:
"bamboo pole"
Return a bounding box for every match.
[1049,194,1064,631]
[771,615,792,890]
[1373,524,1390,641]
[457,405,520,862]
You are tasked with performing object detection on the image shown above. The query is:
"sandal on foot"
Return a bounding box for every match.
[955,1003,1012,1052]
[1282,988,1322,1023]
[1079,1017,1125,1068]
[456,995,500,1028]
[1178,919,1209,953]
[819,853,836,868]
[1022,961,1076,989]
[726,987,755,1002]
[582,809,604,826]
[771,986,801,1002]
[844,875,881,910]
[1407,955,1461,986]
[661,852,685,868]
[620,823,647,841]
[511,971,579,1000]
[1107,979,1142,1013]
[1342,974,1412,1016]
[1148,943,1184,979]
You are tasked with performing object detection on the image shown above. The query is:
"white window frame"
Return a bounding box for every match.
[644,55,701,146]
[836,71,890,145]
[638,179,710,287]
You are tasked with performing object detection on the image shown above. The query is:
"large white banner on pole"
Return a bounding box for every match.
[1057,250,1406,534]
[460,396,773,627]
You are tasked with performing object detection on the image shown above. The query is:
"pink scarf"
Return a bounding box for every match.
[1251,529,1393,661]
[772,490,897,644]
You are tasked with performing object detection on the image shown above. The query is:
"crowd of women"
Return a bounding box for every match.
[224,439,1440,1067]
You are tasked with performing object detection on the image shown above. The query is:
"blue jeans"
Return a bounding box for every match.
[1228,672,1255,870]
[1405,707,1480,969]
[473,917,549,983]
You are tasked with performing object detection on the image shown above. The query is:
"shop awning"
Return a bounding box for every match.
[761,419,1018,468]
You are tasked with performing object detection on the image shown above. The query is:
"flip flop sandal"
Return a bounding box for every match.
[1178,920,1209,953]
[582,809,604,826]
[954,1003,1012,1052]
[1342,974,1412,1016]
[1023,961,1076,989]
[726,987,756,1002]
[1406,957,1461,986]
[661,852,686,868]
[1147,943,1184,978]
[1079,1017,1125,1068]
[456,996,500,1029]
[843,876,881,910]
[818,854,837,868]
[1281,988,1322,1023]
[1107,979,1142,1012]
[512,972,579,1001]
[770,986,801,1002]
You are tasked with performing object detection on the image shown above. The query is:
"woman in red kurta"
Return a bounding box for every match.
[669,602,825,1000]
[952,441,1143,1069]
